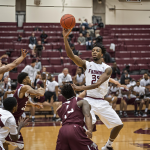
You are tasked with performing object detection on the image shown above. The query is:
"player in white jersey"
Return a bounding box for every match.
[0,97,28,150]
[63,28,123,150]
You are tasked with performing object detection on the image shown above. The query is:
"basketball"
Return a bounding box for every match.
[60,14,76,29]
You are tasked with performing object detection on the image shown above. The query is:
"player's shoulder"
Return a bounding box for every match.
[102,62,111,68]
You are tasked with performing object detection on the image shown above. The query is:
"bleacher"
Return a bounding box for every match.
[0,23,150,81]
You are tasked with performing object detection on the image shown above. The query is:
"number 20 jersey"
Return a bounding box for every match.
[85,61,110,99]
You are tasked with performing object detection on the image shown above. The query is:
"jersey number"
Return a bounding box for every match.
[91,75,99,84]
[64,108,74,119]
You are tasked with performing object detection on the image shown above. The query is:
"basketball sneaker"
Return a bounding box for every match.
[124,111,128,117]
[119,111,123,118]
[101,146,114,150]
[31,118,35,122]
[142,113,147,117]
[138,111,143,117]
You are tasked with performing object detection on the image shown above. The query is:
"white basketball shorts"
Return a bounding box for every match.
[84,97,123,129]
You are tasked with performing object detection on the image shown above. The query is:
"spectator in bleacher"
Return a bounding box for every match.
[133,80,145,117]
[29,32,37,50]
[111,62,120,79]
[17,34,22,42]
[35,57,42,71]
[34,72,42,89]
[103,51,112,63]
[40,31,48,44]
[85,32,92,50]
[70,43,79,56]
[77,33,86,45]
[140,73,150,87]
[58,68,72,88]
[2,77,11,92]
[73,67,85,86]
[122,65,130,74]
[42,67,49,78]
[120,71,132,85]
[22,59,40,86]
[34,26,41,31]
[79,26,87,36]
[35,41,45,58]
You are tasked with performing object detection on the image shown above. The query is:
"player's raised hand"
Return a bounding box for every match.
[62,28,72,38]
[21,49,28,58]
[18,117,29,127]
[86,130,92,139]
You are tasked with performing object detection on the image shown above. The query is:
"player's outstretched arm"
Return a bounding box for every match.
[109,78,127,89]
[0,49,28,79]
[77,100,92,138]
[63,28,86,69]
[72,67,112,91]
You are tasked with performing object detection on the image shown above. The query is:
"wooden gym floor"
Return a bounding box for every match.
[8,116,150,150]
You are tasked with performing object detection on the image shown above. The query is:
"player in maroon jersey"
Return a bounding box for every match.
[0,49,28,80]
[56,84,98,150]
[4,72,45,150]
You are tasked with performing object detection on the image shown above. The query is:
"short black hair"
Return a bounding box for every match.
[136,80,140,83]
[93,43,106,54]
[32,59,36,63]
[17,72,28,84]
[11,82,17,90]
[3,97,17,111]
[61,84,75,99]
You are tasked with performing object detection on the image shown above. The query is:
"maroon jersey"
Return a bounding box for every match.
[13,84,28,119]
[57,97,85,127]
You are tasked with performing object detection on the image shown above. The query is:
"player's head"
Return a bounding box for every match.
[31,59,36,68]
[136,80,140,86]
[18,72,31,85]
[3,97,18,113]
[92,43,106,61]
[63,68,69,76]
[61,84,76,99]
[144,73,149,80]
[47,74,53,82]
[37,81,44,88]
[77,67,83,75]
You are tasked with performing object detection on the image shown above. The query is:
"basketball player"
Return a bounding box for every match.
[0,97,29,150]
[56,84,98,150]
[4,72,45,150]
[63,28,123,150]
[0,49,28,81]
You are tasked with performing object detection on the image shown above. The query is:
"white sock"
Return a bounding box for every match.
[145,108,148,113]
[105,139,113,147]
[32,116,35,119]
[53,114,56,117]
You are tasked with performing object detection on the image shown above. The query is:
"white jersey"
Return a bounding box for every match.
[76,74,85,83]
[85,61,110,99]
[0,108,18,143]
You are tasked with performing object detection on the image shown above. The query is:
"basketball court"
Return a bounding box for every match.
[7,116,150,150]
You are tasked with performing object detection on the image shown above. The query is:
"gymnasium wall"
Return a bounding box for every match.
[26,0,93,23]
[0,0,15,22]
[105,0,150,25]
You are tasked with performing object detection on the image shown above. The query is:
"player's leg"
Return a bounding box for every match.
[123,98,128,117]
[93,101,123,150]
[139,99,144,116]
[143,98,149,117]
[112,96,117,110]
[119,97,124,117]
[3,143,9,150]
[52,101,62,121]
[30,105,35,122]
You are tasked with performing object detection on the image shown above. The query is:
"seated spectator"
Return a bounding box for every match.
[133,80,146,117]
[58,68,72,88]
[111,62,120,79]
[17,34,22,42]
[73,67,85,86]
[140,73,150,87]
[42,67,49,78]
[122,65,130,74]
[77,33,86,45]
[40,31,48,44]
[34,26,41,31]
[35,57,42,71]
[85,32,92,50]
[35,41,45,58]
[120,71,132,85]
[34,72,42,89]
[29,33,37,50]
[79,26,87,36]
[70,43,79,56]
[103,51,112,63]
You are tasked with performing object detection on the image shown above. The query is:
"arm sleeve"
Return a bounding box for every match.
[6,117,18,135]
[69,75,72,81]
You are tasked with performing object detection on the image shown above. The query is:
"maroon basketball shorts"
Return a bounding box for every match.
[56,124,98,150]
